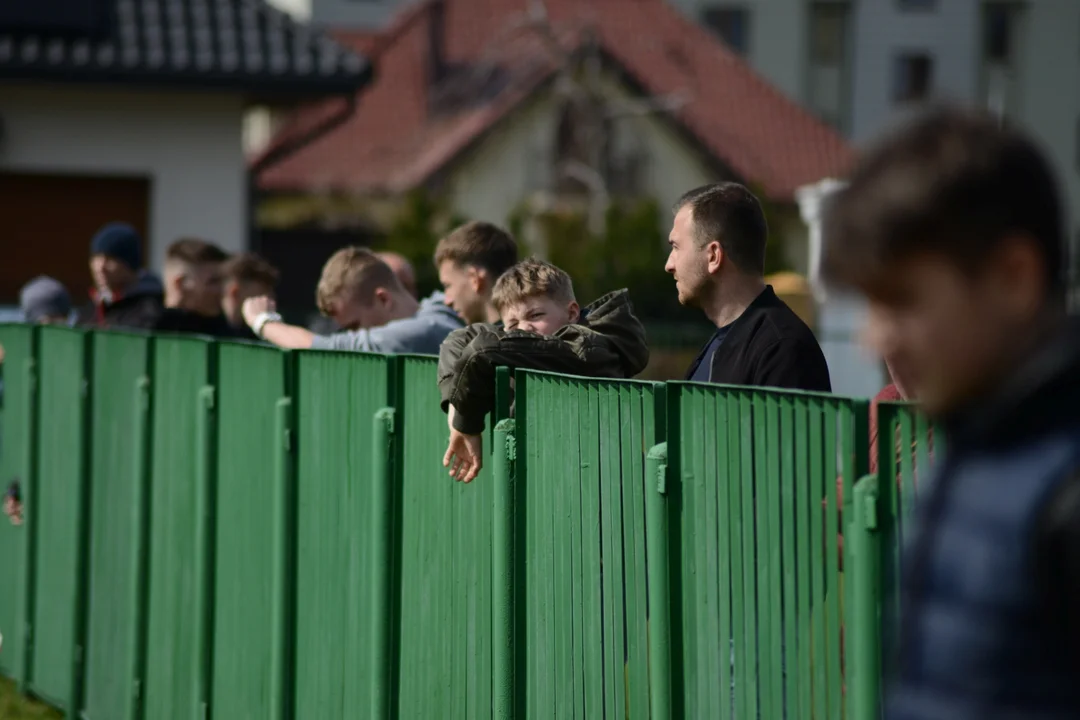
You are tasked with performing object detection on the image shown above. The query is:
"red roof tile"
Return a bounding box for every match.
[256,0,854,201]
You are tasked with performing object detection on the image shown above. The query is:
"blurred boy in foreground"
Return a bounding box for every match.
[823,105,1080,719]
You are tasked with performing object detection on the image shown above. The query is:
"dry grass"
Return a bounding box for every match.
[0,677,61,719]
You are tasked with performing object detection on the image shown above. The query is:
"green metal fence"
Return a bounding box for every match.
[0,325,939,719]
[846,402,938,719]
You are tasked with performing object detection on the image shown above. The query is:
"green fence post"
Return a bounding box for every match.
[271,397,296,720]
[68,332,93,719]
[492,418,516,720]
[371,407,396,720]
[645,442,672,720]
[849,474,882,720]
[194,386,217,720]
[17,347,39,694]
[128,375,153,720]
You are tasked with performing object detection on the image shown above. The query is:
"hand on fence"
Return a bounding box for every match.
[3,491,22,526]
[444,429,483,483]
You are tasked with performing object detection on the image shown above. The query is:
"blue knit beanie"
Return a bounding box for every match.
[90,222,142,270]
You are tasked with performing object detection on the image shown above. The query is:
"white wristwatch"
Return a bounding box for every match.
[252,311,283,339]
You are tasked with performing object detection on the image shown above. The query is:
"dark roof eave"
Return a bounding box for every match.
[0,62,373,101]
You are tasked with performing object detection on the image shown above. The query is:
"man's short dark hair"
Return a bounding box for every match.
[223,252,279,287]
[672,182,768,275]
[822,104,1065,299]
[166,238,229,266]
[434,221,519,279]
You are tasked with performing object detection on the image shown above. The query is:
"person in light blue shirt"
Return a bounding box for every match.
[241,246,462,354]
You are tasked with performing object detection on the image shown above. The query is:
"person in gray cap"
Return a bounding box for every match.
[19,275,72,325]
[76,222,164,330]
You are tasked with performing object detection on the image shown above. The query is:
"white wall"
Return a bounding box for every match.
[0,82,248,271]
[444,73,718,229]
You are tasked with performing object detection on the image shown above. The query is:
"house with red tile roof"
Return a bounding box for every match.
[254,0,853,269]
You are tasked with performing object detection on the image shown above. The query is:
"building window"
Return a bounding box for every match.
[981,3,1022,116]
[893,53,934,103]
[808,2,852,131]
[703,7,750,56]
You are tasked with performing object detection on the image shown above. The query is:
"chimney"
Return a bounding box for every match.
[428,0,447,88]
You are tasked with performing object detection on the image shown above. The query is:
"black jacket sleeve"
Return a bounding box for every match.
[1035,470,1080,652]
[753,339,832,393]
[438,324,623,435]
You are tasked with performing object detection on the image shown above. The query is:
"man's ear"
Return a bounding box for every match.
[706,241,724,275]
[468,265,486,293]
[373,287,392,307]
[993,235,1051,321]
[567,301,581,324]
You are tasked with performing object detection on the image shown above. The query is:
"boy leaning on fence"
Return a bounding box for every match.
[439,258,650,482]
[822,104,1080,719]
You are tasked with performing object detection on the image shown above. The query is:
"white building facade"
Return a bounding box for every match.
[675,0,1080,252]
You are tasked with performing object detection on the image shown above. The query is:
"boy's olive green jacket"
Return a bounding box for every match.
[437,289,650,434]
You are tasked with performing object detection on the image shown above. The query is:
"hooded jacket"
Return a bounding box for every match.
[438,289,650,435]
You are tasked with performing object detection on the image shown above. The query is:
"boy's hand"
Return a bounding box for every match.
[444,430,483,483]
[3,496,22,526]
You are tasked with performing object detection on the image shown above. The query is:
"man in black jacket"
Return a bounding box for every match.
[79,222,164,330]
[154,238,240,338]
[666,182,831,391]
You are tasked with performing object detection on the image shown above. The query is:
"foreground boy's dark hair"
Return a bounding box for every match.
[822,104,1066,300]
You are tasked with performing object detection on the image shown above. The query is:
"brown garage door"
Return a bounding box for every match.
[0,172,150,306]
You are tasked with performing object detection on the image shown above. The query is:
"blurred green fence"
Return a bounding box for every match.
[0,324,939,719]
[846,403,939,719]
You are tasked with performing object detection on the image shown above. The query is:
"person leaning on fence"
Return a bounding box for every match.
[434,221,519,325]
[77,222,164,330]
[666,182,831,391]
[20,275,73,326]
[243,246,462,353]
[154,238,240,338]
[822,103,1080,719]
[222,252,280,341]
[439,258,649,482]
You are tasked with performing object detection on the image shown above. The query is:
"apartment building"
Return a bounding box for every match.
[679,0,1080,246]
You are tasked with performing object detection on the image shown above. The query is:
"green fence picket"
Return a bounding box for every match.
[142,336,216,720]
[291,350,392,720]
[82,332,152,720]
[0,324,37,687]
[212,342,291,720]
[26,327,91,713]
[395,355,496,720]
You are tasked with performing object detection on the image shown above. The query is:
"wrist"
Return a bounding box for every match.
[252,311,283,338]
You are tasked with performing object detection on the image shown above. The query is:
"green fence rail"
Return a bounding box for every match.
[0,325,939,719]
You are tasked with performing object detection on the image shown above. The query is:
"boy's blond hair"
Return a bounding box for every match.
[315,247,399,315]
[433,221,518,278]
[491,258,576,313]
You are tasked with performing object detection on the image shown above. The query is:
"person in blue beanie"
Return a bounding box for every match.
[77,222,164,330]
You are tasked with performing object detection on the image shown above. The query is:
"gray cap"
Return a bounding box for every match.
[19,276,72,324]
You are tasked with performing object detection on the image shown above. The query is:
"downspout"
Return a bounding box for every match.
[246,94,359,252]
